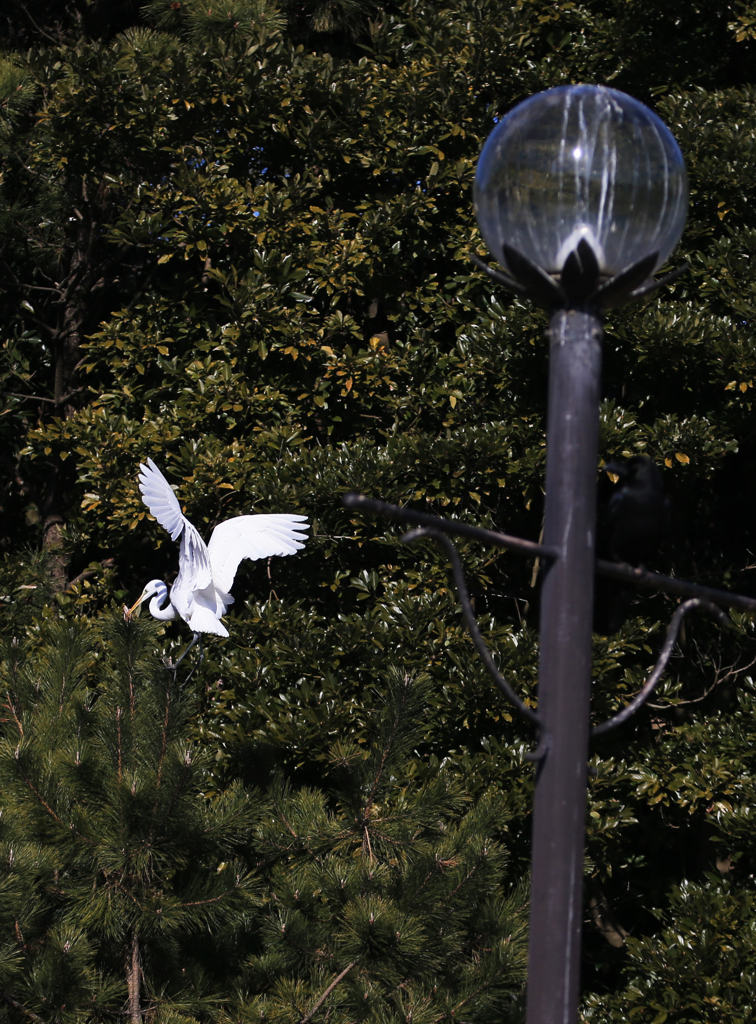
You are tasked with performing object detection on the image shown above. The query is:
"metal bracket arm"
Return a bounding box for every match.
[592,598,731,736]
[402,526,542,727]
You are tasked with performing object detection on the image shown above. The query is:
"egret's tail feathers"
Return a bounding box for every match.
[186,606,230,637]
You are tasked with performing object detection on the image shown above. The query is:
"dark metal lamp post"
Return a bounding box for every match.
[345,85,756,1023]
[476,84,688,1024]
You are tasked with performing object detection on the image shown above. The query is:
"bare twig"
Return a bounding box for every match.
[298,962,357,1024]
[647,651,756,709]
[10,0,61,44]
[181,884,244,908]
[65,558,115,591]
[3,390,56,405]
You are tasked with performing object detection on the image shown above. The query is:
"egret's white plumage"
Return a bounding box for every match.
[130,459,309,637]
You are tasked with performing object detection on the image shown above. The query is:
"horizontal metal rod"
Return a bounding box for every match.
[344,493,756,617]
[596,560,756,615]
[343,493,559,560]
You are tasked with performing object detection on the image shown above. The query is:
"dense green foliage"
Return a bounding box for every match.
[3,0,756,1020]
[0,613,528,1021]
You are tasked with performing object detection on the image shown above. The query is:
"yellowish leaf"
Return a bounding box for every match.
[675,452,690,464]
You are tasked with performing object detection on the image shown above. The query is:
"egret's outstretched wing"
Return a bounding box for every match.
[138,459,187,541]
[138,458,212,588]
[208,514,309,594]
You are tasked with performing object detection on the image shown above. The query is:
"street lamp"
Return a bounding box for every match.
[345,84,755,1023]
[473,84,688,308]
[473,84,688,1024]
[475,85,687,283]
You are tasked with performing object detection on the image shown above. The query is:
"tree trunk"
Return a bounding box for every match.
[40,207,90,591]
[127,930,141,1024]
[42,511,68,593]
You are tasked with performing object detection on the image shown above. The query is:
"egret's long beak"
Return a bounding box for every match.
[129,590,149,615]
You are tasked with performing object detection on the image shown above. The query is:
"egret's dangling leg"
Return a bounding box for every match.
[164,634,204,683]
[174,632,202,668]
[180,634,204,686]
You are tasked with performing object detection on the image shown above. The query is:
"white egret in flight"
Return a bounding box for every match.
[130,459,309,654]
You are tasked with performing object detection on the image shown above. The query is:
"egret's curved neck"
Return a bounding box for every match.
[149,586,177,622]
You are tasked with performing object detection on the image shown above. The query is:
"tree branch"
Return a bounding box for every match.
[647,651,756,709]
[10,0,61,44]
[65,558,115,591]
[4,392,58,405]
[1,991,47,1024]
[299,962,357,1024]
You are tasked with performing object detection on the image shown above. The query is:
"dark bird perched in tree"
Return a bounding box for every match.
[603,456,668,564]
[594,455,669,634]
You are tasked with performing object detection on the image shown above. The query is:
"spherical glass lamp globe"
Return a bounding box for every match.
[474,85,688,282]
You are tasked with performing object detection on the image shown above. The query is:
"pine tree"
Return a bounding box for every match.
[0,624,529,1021]
[0,612,262,1022]
[239,669,528,1023]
